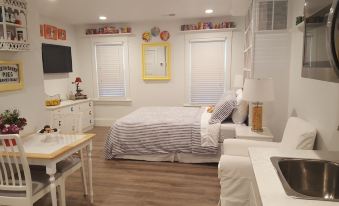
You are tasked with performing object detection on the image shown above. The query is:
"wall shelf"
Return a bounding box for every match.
[0,0,29,51]
[2,0,27,10]
[0,41,29,51]
[83,33,135,38]
[243,45,253,53]
[243,0,254,78]
[179,28,237,34]
[4,22,26,28]
[294,22,305,32]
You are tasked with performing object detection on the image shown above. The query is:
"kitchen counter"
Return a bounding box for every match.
[249,148,339,206]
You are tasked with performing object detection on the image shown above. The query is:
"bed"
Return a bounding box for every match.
[104,106,239,163]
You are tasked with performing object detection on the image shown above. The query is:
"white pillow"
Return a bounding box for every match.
[280,117,317,150]
[235,89,243,104]
[232,89,249,124]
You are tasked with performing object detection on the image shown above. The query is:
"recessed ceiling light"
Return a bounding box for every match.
[99,16,107,20]
[205,9,214,14]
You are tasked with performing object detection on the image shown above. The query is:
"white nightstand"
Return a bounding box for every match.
[235,125,274,141]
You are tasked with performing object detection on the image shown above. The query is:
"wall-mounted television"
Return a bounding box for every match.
[42,43,73,73]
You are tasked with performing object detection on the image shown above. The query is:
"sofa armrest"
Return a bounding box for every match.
[223,139,279,157]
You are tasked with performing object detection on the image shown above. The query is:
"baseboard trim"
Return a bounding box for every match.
[94,118,116,127]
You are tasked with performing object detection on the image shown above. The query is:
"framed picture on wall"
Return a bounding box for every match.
[0,61,24,92]
[40,24,44,37]
[44,24,58,40]
[57,29,66,40]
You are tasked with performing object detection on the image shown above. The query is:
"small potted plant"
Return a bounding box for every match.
[0,109,27,146]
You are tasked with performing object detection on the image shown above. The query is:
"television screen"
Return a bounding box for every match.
[42,43,73,73]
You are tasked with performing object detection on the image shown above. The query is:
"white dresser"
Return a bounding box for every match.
[46,99,94,132]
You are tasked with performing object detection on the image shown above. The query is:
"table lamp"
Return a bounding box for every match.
[233,74,244,89]
[73,77,83,96]
[242,78,274,132]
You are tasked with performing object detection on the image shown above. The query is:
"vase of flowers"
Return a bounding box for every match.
[0,109,27,146]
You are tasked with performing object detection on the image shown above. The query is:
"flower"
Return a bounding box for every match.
[1,126,9,134]
[16,118,27,129]
[9,124,20,133]
[0,109,27,134]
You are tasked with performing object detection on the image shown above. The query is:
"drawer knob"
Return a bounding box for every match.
[89,111,92,115]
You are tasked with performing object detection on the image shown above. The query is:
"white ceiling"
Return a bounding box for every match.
[32,0,250,25]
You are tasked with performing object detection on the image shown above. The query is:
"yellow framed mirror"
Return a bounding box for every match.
[142,42,171,80]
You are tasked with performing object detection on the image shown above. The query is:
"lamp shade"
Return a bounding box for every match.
[74,77,82,83]
[242,78,275,102]
[233,74,244,88]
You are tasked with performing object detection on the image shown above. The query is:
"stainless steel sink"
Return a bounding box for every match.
[271,157,339,202]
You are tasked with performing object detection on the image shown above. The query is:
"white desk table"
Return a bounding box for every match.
[2,133,95,206]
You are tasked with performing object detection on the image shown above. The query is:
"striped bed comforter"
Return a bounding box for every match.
[104,107,218,159]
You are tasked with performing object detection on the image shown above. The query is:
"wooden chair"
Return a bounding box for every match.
[0,134,61,206]
[50,112,88,206]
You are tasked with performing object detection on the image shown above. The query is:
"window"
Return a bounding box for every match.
[256,0,288,31]
[93,38,129,100]
[186,34,231,105]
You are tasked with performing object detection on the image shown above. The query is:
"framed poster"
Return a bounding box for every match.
[0,61,24,92]
[57,29,66,40]
[40,24,44,37]
[44,24,58,40]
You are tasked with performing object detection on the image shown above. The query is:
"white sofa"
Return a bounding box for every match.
[218,117,317,206]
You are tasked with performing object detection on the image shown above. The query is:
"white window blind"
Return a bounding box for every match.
[94,43,126,97]
[256,0,287,31]
[190,40,226,104]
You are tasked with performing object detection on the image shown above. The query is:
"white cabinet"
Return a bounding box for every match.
[47,99,94,132]
[235,125,273,142]
[78,101,93,130]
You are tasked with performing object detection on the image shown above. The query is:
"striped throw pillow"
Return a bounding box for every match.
[209,94,236,124]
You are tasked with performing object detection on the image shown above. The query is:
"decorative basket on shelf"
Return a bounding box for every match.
[0,109,27,146]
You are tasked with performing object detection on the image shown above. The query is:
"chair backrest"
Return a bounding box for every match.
[0,134,32,197]
[280,117,317,150]
[50,113,83,134]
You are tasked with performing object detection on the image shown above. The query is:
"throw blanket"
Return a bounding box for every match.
[104,107,218,159]
[200,108,221,147]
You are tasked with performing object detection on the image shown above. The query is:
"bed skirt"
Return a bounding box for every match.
[113,143,223,163]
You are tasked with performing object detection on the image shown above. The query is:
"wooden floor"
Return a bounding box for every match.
[35,127,220,206]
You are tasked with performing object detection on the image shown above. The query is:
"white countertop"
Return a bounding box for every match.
[249,148,339,206]
[26,134,85,154]
[0,134,84,155]
[45,99,92,110]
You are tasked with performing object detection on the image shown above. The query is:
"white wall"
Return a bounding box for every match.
[75,17,245,126]
[0,0,48,134]
[254,32,291,140]
[40,17,79,100]
[288,0,339,150]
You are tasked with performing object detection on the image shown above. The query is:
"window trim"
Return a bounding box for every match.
[184,32,233,105]
[91,37,130,101]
